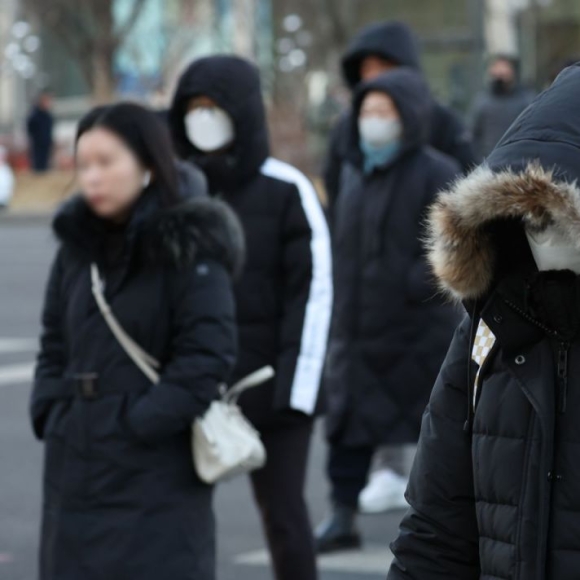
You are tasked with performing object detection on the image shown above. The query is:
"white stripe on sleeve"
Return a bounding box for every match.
[261,157,333,414]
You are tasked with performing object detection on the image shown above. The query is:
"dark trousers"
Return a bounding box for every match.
[327,444,374,508]
[31,144,51,173]
[250,419,317,580]
[327,443,417,508]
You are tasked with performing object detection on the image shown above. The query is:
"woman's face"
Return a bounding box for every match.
[76,127,148,221]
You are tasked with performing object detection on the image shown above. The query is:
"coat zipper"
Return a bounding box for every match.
[503,297,565,577]
[556,341,570,414]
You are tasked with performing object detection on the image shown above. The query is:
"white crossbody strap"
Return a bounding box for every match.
[90,263,275,398]
[90,263,161,384]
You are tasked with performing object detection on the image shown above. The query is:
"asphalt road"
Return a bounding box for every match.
[0,218,402,580]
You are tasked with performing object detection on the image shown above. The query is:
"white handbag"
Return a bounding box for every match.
[90,263,270,484]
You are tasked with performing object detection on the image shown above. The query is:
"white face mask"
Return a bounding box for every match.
[184,107,235,152]
[358,116,403,148]
[526,226,580,274]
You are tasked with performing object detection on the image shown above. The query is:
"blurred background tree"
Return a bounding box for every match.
[1,0,580,174]
[21,0,147,102]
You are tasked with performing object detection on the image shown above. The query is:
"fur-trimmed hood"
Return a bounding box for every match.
[53,191,245,278]
[427,164,578,301]
[427,64,580,303]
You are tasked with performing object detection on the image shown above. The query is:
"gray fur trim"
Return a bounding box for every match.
[53,194,245,278]
[143,197,245,277]
[427,163,580,301]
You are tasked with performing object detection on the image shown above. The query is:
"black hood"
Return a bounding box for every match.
[169,55,270,192]
[53,187,245,278]
[427,64,580,302]
[342,21,421,89]
[349,68,431,164]
[486,63,580,181]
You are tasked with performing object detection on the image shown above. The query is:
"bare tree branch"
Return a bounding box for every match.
[22,0,148,99]
[318,0,350,48]
[114,0,147,43]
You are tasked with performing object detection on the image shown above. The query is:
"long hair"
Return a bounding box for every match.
[76,103,180,208]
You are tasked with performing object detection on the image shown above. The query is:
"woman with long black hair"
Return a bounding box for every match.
[31,102,244,580]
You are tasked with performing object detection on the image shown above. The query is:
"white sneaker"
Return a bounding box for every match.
[358,468,409,514]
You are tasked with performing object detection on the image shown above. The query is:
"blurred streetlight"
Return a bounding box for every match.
[279,14,310,73]
[1,19,40,81]
[12,21,31,40]
[283,14,303,33]
[277,37,295,55]
[23,36,40,54]
[288,49,306,68]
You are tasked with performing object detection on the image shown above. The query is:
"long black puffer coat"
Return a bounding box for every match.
[169,56,333,428]
[324,21,475,209]
[389,64,580,580]
[31,186,244,580]
[324,68,461,449]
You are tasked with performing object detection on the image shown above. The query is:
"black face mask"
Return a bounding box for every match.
[490,77,512,96]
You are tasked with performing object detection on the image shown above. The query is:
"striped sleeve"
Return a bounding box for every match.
[261,157,333,414]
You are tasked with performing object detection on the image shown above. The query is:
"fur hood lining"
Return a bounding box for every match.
[53,194,245,278]
[427,163,580,301]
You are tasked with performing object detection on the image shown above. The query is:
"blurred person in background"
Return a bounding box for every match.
[324,19,473,522]
[169,55,333,580]
[0,146,14,210]
[324,21,476,213]
[470,55,534,161]
[26,90,54,173]
[31,102,242,580]
[315,68,461,553]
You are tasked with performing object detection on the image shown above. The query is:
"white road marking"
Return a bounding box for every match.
[0,363,34,386]
[0,338,37,353]
[0,337,37,386]
[235,545,393,575]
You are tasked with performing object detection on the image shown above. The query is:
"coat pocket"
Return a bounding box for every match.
[86,395,162,500]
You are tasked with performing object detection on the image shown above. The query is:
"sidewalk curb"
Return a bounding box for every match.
[0,211,53,225]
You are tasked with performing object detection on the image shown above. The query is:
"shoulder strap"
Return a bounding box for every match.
[90,264,276,398]
[90,263,161,384]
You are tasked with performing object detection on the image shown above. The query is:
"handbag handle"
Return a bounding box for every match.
[225,366,275,404]
[90,263,275,399]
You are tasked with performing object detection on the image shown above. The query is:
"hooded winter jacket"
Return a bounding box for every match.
[324,21,475,210]
[31,182,244,580]
[169,56,333,428]
[470,84,534,160]
[324,68,461,448]
[388,64,580,580]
